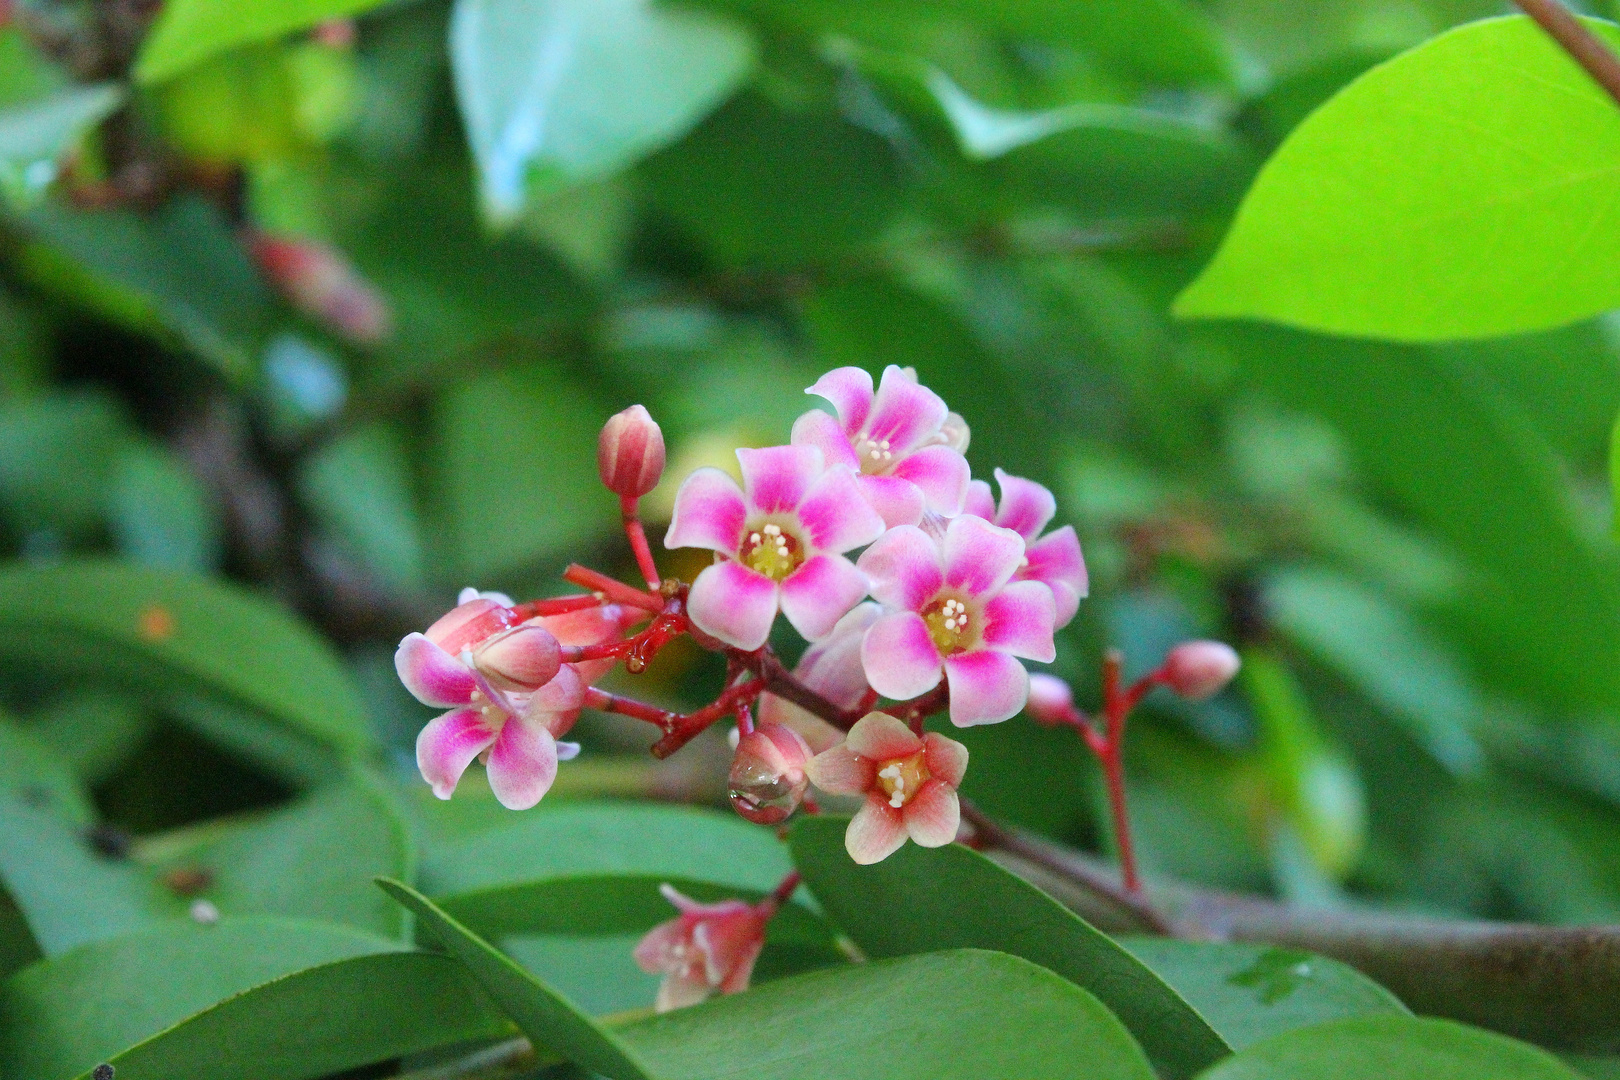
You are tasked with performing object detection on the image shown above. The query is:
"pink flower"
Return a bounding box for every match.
[757,601,882,753]
[857,515,1056,726]
[634,884,768,1011]
[728,722,813,824]
[397,589,562,696]
[963,469,1088,629]
[249,233,392,345]
[803,712,969,864]
[664,445,885,650]
[792,366,970,527]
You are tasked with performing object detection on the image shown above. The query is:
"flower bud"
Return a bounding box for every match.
[598,404,666,499]
[1161,640,1241,701]
[249,233,392,345]
[728,723,812,825]
[1026,673,1074,725]
[474,623,562,691]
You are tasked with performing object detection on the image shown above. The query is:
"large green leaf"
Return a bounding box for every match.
[449,0,754,220]
[0,918,510,1080]
[0,561,372,756]
[1195,1015,1585,1080]
[136,0,395,84]
[379,879,660,1079]
[789,817,1229,1080]
[1175,16,1620,340]
[0,715,96,826]
[1118,938,1407,1051]
[615,949,1161,1080]
[0,84,123,207]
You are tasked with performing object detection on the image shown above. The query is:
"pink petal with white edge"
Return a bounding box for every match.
[805,366,875,434]
[943,649,1030,727]
[790,409,862,471]
[921,731,969,787]
[779,554,868,641]
[866,365,948,453]
[396,633,475,707]
[846,795,910,864]
[737,444,823,516]
[633,917,689,973]
[459,587,516,607]
[856,525,943,611]
[991,469,1056,540]
[891,446,969,517]
[484,711,560,810]
[861,611,944,701]
[795,465,885,554]
[416,707,498,799]
[903,779,961,847]
[981,580,1057,662]
[660,883,753,919]
[844,711,923,761]
[963,479,995,521]
[941,514,1025,598]
[656,972,714,1012]
[857,472,927,528]
[665,468,747,555]
[797,602,883,710]
[803,743,876,795]
[687,560,782,651]
[1023,526,1088,628]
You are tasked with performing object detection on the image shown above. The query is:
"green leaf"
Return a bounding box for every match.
[615,948,1160,1080]
[0,390,126,537]
[1194,1015,1586,1080]
[137,0,395,84]
[1117,938,1407,1051]
[789,816,1230,1080]
[378,878,660,1079]
[0,560,372,757]
[110,442,223,573]
[0,714,97,826]
[298,422,425,591]
[0,917,510,1080]
[1175,16,1620,340]
[0,84,123,208]
[449,0,754,220]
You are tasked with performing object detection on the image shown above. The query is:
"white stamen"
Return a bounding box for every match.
[750,532,761,544]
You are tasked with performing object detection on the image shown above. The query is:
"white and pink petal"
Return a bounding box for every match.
[943,649,1030,727]
[687,560,782,651]
[856,525,943,611]
[903,780,961,848]
[790,409,862,471]
[416,707,499,800]
[941,514,1025,599]
[737,444,823,516]
[991,469,1057,540]
[484,712,560,810]
[921,731,969,788]
[796,465,886,554]
[856,473,928,528]
[665,468,748,555]
[779,554,868,642]
[980,580,1057,662]
[865,365,949,454]
[803,743,876,795]
[890,445,970,517]
[396,633,476,707]
[844,711,923,761]
[804,366,875,434]
[845,795,910,864]
[861,611,945,701]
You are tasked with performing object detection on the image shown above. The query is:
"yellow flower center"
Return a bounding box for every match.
[876,751,931,809]
[921,595,974,655]
[740,522,804,581]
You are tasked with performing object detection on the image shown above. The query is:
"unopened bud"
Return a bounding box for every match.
[474,623,562,691]
[598,405,666,499]
[1026,673,1073,725]
[1161,641,1241,701]
[728,723,812,825]
[311,18,356,48]
[249,234,392,345]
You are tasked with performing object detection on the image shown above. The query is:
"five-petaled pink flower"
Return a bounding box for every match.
[964,469,1088,629]
[792,365,970,527]
[803,712,969,864]
[665,445,885,651]
[400,589,637,810]
[634,884,769,1011]
[857,515,1056,726]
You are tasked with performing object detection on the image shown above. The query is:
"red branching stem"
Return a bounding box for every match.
[584,687,676,727]
[562,564,663,611]
[1098,649,1141,894]
[760,869,803,916]
[509,594,605,620]
[619,494,662,592]
[645,677,768,759]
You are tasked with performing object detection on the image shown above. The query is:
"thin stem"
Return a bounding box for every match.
[761,869,803,914]
[1514,0,1620,108]
[1100,650,1142,894]
[620,494,662,592]
[650,677,767,758]
[562,564,662,611]
[510,594,604,620]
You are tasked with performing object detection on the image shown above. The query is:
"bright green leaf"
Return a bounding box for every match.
[0,917,509,1080]
[1118,938,1407,1051]
[449,0,754,220]
[137,0,395,84]
[1175,16,1620,340]
[1195,1015,1586,1080]
[0,84,123,208]
[789,816,1230,1080]
[0,561,373,757]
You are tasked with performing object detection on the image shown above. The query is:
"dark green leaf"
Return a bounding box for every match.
[298,422,425,591]
[0,715,96,826]
[790,816,1229,1080]
[1194,1015,1585,1080]
[1117,938,1407,1050]
[109,442,223,573]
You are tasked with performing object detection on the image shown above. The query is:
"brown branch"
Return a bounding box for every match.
[1515,0,1620,108]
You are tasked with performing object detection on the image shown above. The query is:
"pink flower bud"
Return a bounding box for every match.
[1026,673,1074,726]
[634,884,768,1011]
[728,723,812,825]
[249,233,392,345]
[598,405,666,499]
[1161,640,1241,701]
[311,18,357,48]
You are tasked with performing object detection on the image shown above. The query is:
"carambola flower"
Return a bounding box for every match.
[665,444,885,650]
[792,365,970,527]
[963,469,1088,629]
[727,722,814,824]
[857,514,1056,726]
[634,884,769,1011]
[803,712,969,864]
